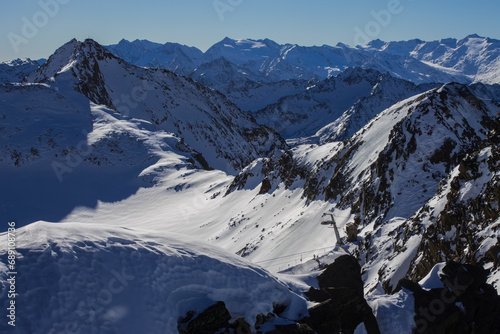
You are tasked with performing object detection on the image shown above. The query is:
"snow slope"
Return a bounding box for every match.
[363,34,500,84]
[0,222,307,333]
[0,80,213,225]
[25,39,286,174]
[106,39,205,76]
[255,67,439,140]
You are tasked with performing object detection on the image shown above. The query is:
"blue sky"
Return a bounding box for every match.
[1,0,499,61]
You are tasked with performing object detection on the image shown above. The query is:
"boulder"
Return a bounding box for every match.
[316,255,364,295]
[233,317,252,334]
[178,301,231,334]
[304,255,380,334]
[399,261,500,334]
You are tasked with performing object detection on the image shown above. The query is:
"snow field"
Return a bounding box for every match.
[0,222,307,333]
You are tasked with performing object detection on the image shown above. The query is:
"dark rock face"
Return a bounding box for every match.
[408,120,500,283]
[399,261,500,334]
[177,301,231,334]
[304,255,381,334]
[316,255,364,295]
[233,317,252,334]
[178,301,312,333]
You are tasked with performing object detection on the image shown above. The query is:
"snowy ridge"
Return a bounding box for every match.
[106,35,500,87]
[0,58,39,84]
[25,39,287,173]
[363,34,500,84]
[102,35,500,113]
[0,222,307,333]
[254,67,440,140]
[106,38,205,76]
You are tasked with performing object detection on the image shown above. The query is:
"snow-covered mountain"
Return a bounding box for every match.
[106,38,205,76]
[106,35,500,87]
[226,82,499,292]
[362,34,500,84]
[25,39,286,173]
[2,36,500,333]
[0,58,39,84]
[190,56,315,111]
[190,56,263,85]
[254,67,439,140]
[103,35,500,113]
[204,37,466,84]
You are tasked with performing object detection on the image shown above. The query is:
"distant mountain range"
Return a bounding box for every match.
[3,35,500,113]
[106,34,500,85]
[0,58,40,84]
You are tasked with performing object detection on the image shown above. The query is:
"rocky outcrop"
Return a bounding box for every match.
[407,118,500,282]
[178,301,313,334]
[304,255,381,334]
[398,261,500,334]
[177,301,232,334]
[176,256,382,333]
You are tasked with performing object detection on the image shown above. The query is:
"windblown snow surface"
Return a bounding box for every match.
[0,222,307,333]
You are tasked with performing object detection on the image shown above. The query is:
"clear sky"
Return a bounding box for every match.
[1,0,499,61]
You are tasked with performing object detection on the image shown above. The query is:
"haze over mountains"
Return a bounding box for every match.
[1,35,500,333]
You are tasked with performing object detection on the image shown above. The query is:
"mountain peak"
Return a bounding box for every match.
[366,38,386,49]
[81,38,106,50]
[438,37,458,47]
[2,58,36,66]
[262,38,279,47]
[219,36,236,45]
[335,42,352,49]
[437,82,477,99]
[338,66,381,80]
[457,34,486,47]
[439,81,469,92]
[24,37,119,105]
[118,38,131,44]
[466,33,482,39]
[0,57,40,84]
